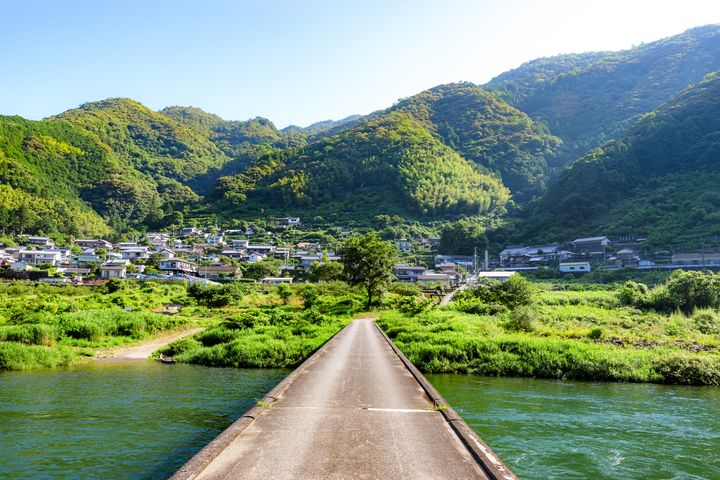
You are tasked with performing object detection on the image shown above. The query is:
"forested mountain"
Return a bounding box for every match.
[212,112,511,222]
[4,24,720,241]
[487,25,720,166]
[523,72,720,247]
[390,83,560,200]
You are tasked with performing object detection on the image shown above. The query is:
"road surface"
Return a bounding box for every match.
[189,319,497,480]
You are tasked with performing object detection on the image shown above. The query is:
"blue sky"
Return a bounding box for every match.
[2,0,720,127]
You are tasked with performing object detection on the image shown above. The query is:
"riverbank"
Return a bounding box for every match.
[0,281,197,370]
[377,280,720,386]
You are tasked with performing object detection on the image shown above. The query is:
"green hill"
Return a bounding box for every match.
[523,72,720,247]
[487,25,720,166]
[211,112,511,222]
[390,82,560,200]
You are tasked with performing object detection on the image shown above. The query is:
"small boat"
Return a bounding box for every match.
[159,353,175,364]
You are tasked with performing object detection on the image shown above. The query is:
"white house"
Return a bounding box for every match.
[559,262,591,273]
[101,260,130,279]
[120,247,150,261]
[159,259,197,275]
[18,249,62,266]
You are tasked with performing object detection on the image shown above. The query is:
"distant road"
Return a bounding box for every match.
[174,318,514,480]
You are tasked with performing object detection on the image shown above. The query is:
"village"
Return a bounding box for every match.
[1,217,718,287]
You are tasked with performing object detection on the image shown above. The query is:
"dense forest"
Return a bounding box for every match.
[523,72,720,247]
[2,25,720,247]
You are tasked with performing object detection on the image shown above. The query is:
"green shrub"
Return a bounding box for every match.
[455,275,533,309]
[692,309,720,335]
[618,281,649,307]
[62,319,105,341]
[587,326,604,339]
[653,354,720,385]
[396,296,432,316]
[506,306,540,332]
[388,282,422,297]
[452,299,507,316]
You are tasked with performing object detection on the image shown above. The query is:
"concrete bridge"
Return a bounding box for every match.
[171,318,516,480]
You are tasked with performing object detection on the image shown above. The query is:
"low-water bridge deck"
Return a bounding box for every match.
[171,318,516,480]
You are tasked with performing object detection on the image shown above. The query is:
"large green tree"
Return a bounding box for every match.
[340,232,397,309]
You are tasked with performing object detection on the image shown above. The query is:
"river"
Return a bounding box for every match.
[1,363,718,479]
[0,361,287,479]
[427,373,720,480]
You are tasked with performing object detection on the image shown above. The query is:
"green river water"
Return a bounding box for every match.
[1,362,718,479]
[427,374,720,480]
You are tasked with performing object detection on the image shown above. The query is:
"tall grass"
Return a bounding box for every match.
[0,342,75,370]
[378,310,720,386]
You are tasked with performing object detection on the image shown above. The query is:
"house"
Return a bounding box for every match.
[26,236,54,248]
[231,239,250,249]
[274,217,301,227]
[120,247,150,261]
[117,242,138,248]
[614,248,639,266]
[437,263,456,273]
[272,247,291,261]
[499,244,568,267]
[571,236,610,254]
[180,227,203,237]
[638,260,656,268]
[246,252,267,263]
[10,261,31,271]
[415,272,455,286]
[76,239,113,250]
[18,249,62,266]
[101,260,130,279]
[671,253,720,266]
[206,235,225,246]
[296,242,319,250]
[75,254,104,266]
[145,232,170,242]
[396,239,412,252]
[476,271,516,282]
[198,264,239,280]
[298,254,341,269]
[159,259,197,275]
[221,249,246,259]
[434,255,474,269]
[559,262,591,273]
[61,267,92,277]
[260,277,293,284]
[246,244,276,255]
[394,265,427,282]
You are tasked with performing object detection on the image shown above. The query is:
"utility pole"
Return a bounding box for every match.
[473,247,478,274]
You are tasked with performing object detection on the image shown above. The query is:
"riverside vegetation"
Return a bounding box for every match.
[2,270,720,386]
[378,272,720,385]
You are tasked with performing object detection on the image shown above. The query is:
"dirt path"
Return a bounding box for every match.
[95,327,205,361]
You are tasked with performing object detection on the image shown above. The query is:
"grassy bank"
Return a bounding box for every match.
[160,282,366,368]
[378,279,720,385]
[0,280,196,370]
